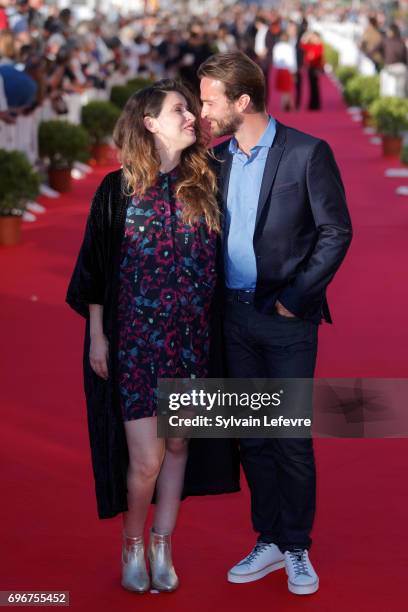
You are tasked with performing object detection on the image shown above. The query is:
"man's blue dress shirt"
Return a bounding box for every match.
[224,116,276,289]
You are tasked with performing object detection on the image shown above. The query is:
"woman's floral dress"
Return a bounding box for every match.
[117,168,216,421]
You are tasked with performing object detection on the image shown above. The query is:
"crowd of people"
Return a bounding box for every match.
[0,1,127,124]
[0,1,407,125]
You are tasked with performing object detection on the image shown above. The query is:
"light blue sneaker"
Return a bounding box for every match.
[228,542,285,583]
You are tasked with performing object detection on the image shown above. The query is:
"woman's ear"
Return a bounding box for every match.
[144,116,157,134]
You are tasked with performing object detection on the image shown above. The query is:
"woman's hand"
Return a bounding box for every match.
[89,334,109,380]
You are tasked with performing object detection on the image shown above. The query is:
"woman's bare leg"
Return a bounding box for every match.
[153,438,189,534]
[123,417,165,537]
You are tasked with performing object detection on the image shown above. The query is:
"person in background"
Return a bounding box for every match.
[0,29,37,112]
[7,0,29,36]
[287,19,307,110]
[24,52,46,106]
[0,1,9,31]
[272,31,296,111]
[374,23,407,68]
[360,16,383,72]
[0,27,13,65]
[254,15,269,67]
[216,24,236,53]
[253,15,270,95]
[58,7,73,38]
[0,62,36,110]
[178,26,213,93]
[300,31,324,111]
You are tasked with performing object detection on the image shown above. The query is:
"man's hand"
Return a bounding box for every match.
[275,300,297,318]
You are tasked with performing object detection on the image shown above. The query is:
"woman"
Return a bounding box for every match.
[66,79,239,593]
[272,31,297,111]
[300,31,324,111]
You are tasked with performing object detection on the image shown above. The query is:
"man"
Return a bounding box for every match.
[198,51,352,596]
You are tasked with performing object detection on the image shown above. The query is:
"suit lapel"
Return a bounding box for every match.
[255,121,286,228]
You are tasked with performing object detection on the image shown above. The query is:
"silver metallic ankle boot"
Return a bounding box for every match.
[121,533,150,593]
[148,529,179,592]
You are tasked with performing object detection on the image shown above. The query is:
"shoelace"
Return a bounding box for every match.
[239,542,272,565]
[287,549,311,577]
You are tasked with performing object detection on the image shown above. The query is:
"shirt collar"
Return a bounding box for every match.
[228,116,276,155]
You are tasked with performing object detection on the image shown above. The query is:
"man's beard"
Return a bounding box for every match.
[208,110,243,137]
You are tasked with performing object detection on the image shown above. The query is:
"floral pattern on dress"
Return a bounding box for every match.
[117,168,217,421]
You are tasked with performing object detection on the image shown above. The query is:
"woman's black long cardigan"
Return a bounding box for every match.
[66,169,240,519]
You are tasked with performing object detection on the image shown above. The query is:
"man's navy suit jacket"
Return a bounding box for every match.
[213,120,353,324]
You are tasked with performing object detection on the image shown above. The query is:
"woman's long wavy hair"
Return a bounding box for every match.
[113,79,220,232]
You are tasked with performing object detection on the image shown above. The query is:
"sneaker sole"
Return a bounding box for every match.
[228,560,285,583]
[287,578,319,595]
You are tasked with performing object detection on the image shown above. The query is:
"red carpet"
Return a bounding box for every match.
[1,74,407,611]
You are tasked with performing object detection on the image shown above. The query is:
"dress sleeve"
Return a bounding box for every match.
[65,178,108,318]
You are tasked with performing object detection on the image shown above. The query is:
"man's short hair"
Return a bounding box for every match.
[198,51,266,112]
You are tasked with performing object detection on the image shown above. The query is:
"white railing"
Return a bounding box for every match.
[0,72,129,163]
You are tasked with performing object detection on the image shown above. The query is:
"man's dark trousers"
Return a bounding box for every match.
[224,291,318,554]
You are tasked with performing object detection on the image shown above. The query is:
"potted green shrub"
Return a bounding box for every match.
[39,120,90,192]
[335,65,358,88]
[110,85,136,110]
[369,96,408,157]
[359,75,380,126]
[324,43,340,72]
[0,149,40,246]
[343,75,363,107]
[110,78,153,110]
[126,77,154,90]
[81,100,121,165]
[344,75,380,121]
[401,145,408,166]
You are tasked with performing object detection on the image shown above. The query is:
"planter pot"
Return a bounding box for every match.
[91,143,111,165]
[0,215,22,246]
[381,135,403,158]
[48,167,72,193]
[361,109,371,127]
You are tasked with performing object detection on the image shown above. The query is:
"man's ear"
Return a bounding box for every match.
[144,116,157,133]
[236,94,251,113]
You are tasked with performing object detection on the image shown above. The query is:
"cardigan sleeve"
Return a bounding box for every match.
[65,176,109,318]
